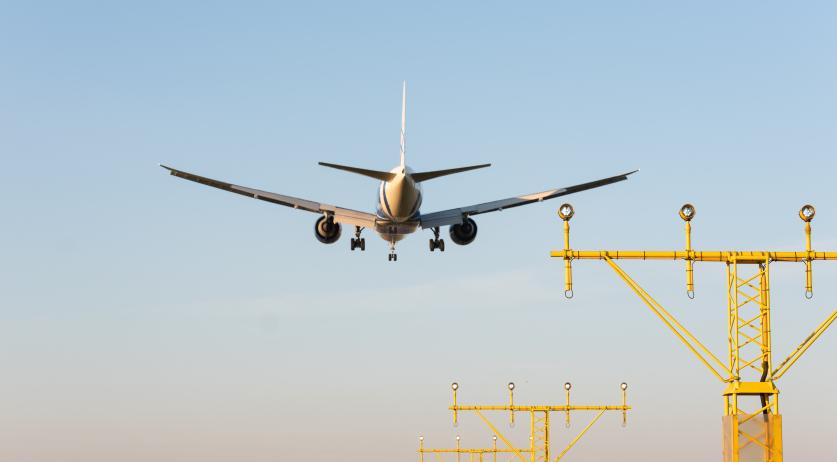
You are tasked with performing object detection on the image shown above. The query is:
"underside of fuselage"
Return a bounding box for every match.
[374,220,421,243]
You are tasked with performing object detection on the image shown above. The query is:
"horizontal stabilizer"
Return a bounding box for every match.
[318,162,396,181]
[410,163,491,182]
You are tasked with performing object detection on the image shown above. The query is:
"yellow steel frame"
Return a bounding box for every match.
[419,383,630,462]
[550,203,837,462]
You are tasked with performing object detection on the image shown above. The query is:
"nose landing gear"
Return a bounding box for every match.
[429,226,445,252]
[350,226,366,251]
[388,240,398,261]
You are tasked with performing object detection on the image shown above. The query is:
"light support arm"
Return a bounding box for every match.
[772,308,837,380]
[508,382,515,427]
[451,382,459,426]
[604,256,733,382]
[559,203,574,298]
[553,410,606,462]
[474,410,528,462]
[565,382,571,428]
[801,204,816,298]
[681,203,696,299]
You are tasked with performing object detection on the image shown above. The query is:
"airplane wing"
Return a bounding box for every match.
[160,165,378,228]
[419,170,638,229]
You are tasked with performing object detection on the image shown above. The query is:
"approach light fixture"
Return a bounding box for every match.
[451,382,459,391]
[679,203,696,222]
[558,203,575,221]
[800,204,816,222]
[564,382,572,391]
[621,382,628,391]
[508,382,515,391]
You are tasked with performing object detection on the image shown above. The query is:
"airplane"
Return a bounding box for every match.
[161,82,637,261]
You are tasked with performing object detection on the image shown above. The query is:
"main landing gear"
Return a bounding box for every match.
[350,226,366,251]
[429,226,445,252]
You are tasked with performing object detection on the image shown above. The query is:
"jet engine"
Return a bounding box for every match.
[314,215,342,244]
[449,218,478,245]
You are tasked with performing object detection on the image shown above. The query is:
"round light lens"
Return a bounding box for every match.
[800,204,816,222]
[508,382,515,391]
[564,382,572,391]
[558,203,575,221]
[451,382,459,391]
[621,382,628,391]
[679,203,696,221]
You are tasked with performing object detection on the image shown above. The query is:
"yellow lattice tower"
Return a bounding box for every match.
[419,381,630,462]
[552,203,837,462]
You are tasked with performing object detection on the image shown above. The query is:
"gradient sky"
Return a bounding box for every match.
[2,1,836,461]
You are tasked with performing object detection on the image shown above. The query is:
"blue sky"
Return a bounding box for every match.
[1,1,836,461]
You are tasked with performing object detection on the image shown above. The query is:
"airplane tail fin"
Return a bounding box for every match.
[400,81,406,169]
[318,162,396,181]
[320,83,489,183]
[410,163,491,182]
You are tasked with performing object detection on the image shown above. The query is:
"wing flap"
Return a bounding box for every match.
[420,170,637,229]
[419,209,465,229]
[161,164,378,228]
[321,205,378,228]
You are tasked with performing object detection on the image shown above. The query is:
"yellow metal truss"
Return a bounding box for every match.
[550,203,837,462]
[419,383,630,462]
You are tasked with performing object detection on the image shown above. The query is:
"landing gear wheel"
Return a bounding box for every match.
[350,238,357,251]
[429,227,446,253]
[388,253,398,262]
[351,226,365,252]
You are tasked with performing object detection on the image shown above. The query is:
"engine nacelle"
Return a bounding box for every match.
[449,218,478,245]
[314,215,342,244]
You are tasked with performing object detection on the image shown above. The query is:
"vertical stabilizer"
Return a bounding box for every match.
[400,81,406,169]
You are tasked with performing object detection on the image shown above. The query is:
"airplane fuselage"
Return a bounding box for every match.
[374,165,422,242]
